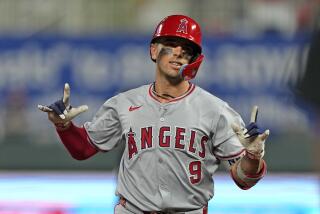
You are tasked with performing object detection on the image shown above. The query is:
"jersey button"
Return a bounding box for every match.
[160,117,165,122]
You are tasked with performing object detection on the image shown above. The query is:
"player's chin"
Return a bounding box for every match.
[164,71,184,83]
[160,66,182,79]
[165,69,180,78]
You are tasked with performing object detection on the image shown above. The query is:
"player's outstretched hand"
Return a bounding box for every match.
[232,106,270,160]
[38,83,88,128]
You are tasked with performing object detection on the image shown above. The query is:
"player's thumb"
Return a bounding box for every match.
[68,105,89,119]
[260,129,270,141]
[231,123,241,134]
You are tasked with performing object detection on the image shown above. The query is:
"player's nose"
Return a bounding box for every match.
[172,46,183,56]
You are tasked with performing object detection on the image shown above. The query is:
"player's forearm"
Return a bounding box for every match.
[56,122,99,160]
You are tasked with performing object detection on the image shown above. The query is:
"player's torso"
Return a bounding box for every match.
[116,84,221,210]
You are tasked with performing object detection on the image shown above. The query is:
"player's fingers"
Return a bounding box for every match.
[37,104,53,112]
[67,105,88,119]
[73,105,89,115]
[260,129,270,141]
[77,105,89,113]
[63,83,70,105]
[250,105,259,123]
[244,122,261,138]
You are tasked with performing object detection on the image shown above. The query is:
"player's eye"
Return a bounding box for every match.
[180,50,193,61]
[181,47,194,58]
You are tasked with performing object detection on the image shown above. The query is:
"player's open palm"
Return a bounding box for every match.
[38,83,88,126]
[232,106,270,159]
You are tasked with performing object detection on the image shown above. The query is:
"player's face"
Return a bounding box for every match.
[151,38,195,80]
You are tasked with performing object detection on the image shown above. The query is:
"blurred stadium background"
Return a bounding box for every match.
[0,0,319,213]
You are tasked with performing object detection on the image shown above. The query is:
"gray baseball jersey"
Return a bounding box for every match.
[84,83,245,211]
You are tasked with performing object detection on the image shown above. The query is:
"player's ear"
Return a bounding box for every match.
[150,43,158,61]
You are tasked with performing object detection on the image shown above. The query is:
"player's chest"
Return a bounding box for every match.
[119,102,211,132]
[120,103,213,159]
[119,102,213,150]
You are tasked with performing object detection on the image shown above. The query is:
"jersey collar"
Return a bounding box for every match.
[148,82,196,103]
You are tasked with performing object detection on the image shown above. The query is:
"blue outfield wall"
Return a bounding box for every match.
[0,34,313,138]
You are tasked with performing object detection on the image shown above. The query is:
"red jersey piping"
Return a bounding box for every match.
[148,83,196,103]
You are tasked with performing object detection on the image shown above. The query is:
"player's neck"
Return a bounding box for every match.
[153,78,190,102]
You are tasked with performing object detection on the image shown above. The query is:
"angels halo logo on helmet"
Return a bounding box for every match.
[150,14,204,80]
[176,18,188,34]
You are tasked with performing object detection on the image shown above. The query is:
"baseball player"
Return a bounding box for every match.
[38,15,270,214]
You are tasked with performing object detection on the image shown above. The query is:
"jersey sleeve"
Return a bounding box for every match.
[84,96,123,151]
[212,103,245,165]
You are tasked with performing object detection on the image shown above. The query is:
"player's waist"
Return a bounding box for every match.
[119,196,208,214]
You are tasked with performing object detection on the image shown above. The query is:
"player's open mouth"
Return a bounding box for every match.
[169,61,182,69]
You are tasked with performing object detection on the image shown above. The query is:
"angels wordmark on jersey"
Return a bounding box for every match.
[126,126,208,161]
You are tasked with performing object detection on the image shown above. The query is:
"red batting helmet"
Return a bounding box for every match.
[151,15,202,54]
[150,15,204,80]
